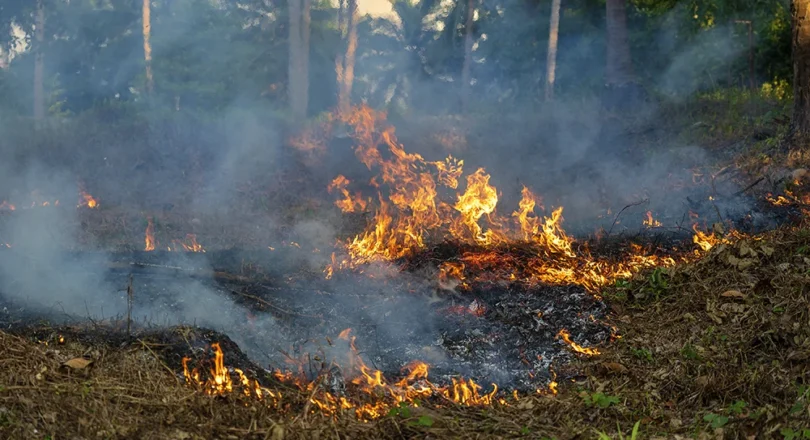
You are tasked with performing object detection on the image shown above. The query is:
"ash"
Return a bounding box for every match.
[0,248,609,392]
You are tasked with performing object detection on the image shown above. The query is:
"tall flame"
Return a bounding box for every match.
[144,217,155,251]
[321,105,716,290]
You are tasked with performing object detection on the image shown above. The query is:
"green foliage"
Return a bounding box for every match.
[680,343,699,360]
[0,0,796,121]
[631,347,654,362]
[703,412,729,429]
[781,428,810,440]
[581,391,621,409]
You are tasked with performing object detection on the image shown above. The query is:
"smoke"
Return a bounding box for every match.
[0,164,123,318]
[0,0,774,392]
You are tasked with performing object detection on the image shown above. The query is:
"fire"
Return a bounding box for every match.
[0,201,15,211]
[144,217,155,251]
[182,343,276,401]
[557,329,600,356]
[170,234,205,252]
[328,175,368,213]
[77,190,98,209]
[323,105,695,291]
[643,211,661,227]
[181,332,550,420]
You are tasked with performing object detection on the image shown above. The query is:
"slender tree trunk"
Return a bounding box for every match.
[792,0,810,143]
[460,0,475,111]
[605,0,633,87]
[33,0,45,122]
[544,0,562,101]
[336,0,358,115]
[288,0,310,120]
[142,0,153,94]
[288,0,302,119]
[301,0,310,116]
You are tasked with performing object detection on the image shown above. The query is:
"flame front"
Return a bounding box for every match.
[144,217,155,251]
[170,234,205,252]
[323,105,699,291]
[181,333,535,420]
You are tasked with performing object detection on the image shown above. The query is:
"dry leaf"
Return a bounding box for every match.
[601,362,629,374]
[271,425,285,440]
[62,358,93,370]
[720,290,746,299]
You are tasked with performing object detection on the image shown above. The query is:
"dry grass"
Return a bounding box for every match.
[2,224,810,439]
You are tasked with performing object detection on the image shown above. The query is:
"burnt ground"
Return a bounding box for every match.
[0,246,611,393]
[0,223,808,439]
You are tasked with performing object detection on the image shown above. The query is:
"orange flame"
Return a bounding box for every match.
[643,211,661,227]
[144,217,155,251]
[323,105,723,292]
[170,234,205,252]
[328,175,368,213]
[182,333,547,420]
[557,329,600,356]
[78,190,98,209]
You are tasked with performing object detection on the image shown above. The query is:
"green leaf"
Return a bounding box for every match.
[416,415,434,427]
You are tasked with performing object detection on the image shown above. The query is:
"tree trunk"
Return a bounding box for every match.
[791,0,810,142]
[544,0,562,101]
[33,0,45,122]
[288,0,310,120]
[460,0,475,111]
[336,0,358,116]
[605,0,633,86]
[142,0,153,94]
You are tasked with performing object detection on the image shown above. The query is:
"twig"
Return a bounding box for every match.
[137,338,181,385]
[733,176,765,196]
[226,289,321,319]
[127,274,134,337]
[607,199,649,237]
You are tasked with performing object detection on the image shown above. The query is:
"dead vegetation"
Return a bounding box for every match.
[1,221,809,439]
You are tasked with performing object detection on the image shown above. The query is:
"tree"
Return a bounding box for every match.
[604,0,638,108]
[33,0,45,121]
[288,0,311,120]
[143,0,153,95]
[460,0,475,111]
[335,0,358,115]
[544,0,562,101]
[792,0,810,142]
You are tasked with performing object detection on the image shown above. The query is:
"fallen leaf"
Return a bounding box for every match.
[721,290,746,299]
[601,362,628,374]
[62,358,93,370]
[271,425,285,440]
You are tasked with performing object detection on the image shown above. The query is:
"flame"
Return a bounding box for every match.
[643,211,661,227]
[170,234,205,252]
[78,190,98,209]
[182,333,549,420]
[0,201,15,211]
[182,343,278,402]
[557,329,600,356]
[144,217,155,251]
[328,175,368,213]
[322,106,717,292]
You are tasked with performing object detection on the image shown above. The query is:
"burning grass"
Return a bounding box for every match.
[2,223,808,439]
